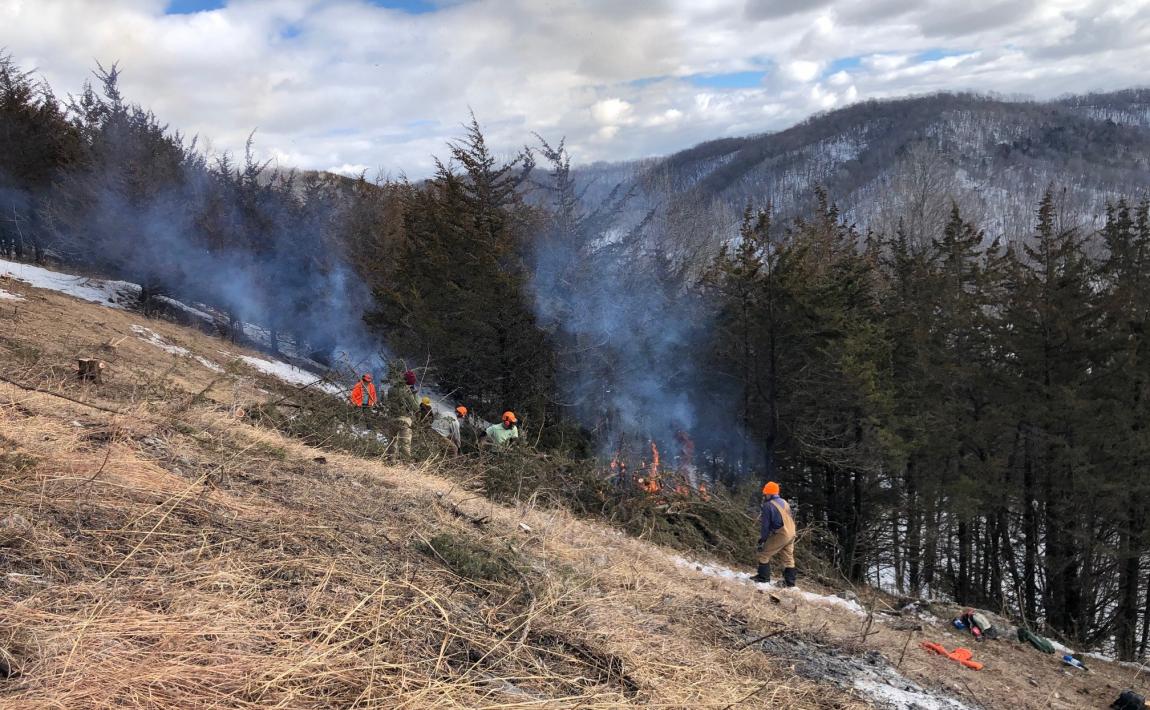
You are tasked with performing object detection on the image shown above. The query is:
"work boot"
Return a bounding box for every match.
[783,567,798,588]
[750,563,771,584]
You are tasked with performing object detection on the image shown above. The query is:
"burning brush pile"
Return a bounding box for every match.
[468,434,755,566]
[609,434,709,501]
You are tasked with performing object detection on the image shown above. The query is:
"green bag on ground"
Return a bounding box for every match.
[1017,627,1056,654]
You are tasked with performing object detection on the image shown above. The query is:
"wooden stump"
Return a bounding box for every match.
[78,358,105,383]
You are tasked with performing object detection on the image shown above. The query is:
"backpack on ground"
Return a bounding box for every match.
[959,610,998,640]
[1016,627,1055,654]
[1111,690,1147,710]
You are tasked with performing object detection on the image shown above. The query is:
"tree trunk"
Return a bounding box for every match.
[1117,504,1142,660]
[906,460,921,596]
[78,358,105,383]
[958,519,970,603]
[1023,426,1039,624]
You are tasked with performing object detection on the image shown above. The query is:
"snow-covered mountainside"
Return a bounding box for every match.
[575,91,1150,243]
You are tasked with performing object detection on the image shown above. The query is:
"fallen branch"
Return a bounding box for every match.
[0,373,127,416]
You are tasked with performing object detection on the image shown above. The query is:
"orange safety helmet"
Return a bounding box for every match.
[762,481,780,496]
[455,406,468,417]
[502,411,517,424]
[361,373,373,382]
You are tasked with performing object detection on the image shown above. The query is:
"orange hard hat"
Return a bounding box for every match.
[502,411,517,424]
[362,373,373,382]
[456,406,468,417]
[762,481,780,496]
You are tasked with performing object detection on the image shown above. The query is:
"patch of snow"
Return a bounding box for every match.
[854,678,972,710]
[346,424,389,444]
[674,556,753,583]
[239,355,343,396]
[154,295,215,323]
[789,587,867,617]
[0,288,24,301]
[1049,639,1076,656]
[0,258,139,307]
[131,325,223,373]
[671,555,868,617]
[1084,652,1145,670]
[898,601,943,626]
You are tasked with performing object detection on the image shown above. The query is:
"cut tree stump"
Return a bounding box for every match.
[78,358,106,383]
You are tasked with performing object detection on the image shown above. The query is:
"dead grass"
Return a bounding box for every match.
[0,284,865,708]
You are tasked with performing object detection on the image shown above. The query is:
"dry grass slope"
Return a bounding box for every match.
[0,278,861,708]
[1,274,1143,709]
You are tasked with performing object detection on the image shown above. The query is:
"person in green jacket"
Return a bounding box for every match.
[482,411,520,449]
[385,362,419,459]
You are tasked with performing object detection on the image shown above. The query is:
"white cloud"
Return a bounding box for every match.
[3,0,1148,176]
[590,98,635,126]
[784,59,822,83]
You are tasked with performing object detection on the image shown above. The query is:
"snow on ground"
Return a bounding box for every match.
[671,555,867,617]
[131,325,223,373]
[670,555,972,709]
[1049,638,1076,656]
[155,295,215,323]
[2,257,471,422]
[239,355,344,396]
[1,258,139,307]
[1084,652,1146,671]
[853,678,972,710]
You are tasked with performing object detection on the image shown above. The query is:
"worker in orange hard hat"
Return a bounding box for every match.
[481,410,520,449]
[751,481,797,587]
[350,373,377,408]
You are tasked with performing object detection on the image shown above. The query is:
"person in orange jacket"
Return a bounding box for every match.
[350,373,377,408]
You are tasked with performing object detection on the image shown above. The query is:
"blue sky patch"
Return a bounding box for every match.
[688,70,766,89]
[280,24,302,40]
[914,48,968,62]
[825,56,862,75]
[367,0,439,13]
[165,0,225,14]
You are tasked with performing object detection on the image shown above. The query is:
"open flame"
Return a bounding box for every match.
[609,437,708,499]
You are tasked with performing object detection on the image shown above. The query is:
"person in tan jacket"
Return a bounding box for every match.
[751,481,797,587]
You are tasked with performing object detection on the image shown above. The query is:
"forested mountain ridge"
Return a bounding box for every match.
[575,90,1150,248]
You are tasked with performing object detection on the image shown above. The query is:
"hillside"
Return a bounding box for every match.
[575,90,1150,244]
[2,264,1147,708]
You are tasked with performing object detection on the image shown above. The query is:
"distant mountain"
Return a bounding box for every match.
[573,90,1150,248]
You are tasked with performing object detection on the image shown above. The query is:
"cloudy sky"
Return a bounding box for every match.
[4,0,1148,176]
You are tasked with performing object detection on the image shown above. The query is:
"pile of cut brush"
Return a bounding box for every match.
[247,386,765,569]
[453,448,760,565]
